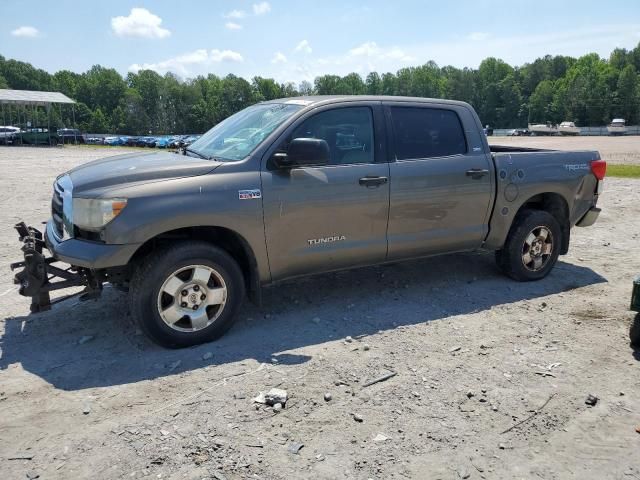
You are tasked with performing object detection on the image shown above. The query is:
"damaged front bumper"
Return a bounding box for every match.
[10,222,102,313]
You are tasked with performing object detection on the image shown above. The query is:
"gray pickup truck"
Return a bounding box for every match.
[11,96,606,347]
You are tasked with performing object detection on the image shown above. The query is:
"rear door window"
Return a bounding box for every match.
[390,107,467,160]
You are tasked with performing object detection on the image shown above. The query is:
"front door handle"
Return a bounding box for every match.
[466,168,490,179]
[359,176,388,187]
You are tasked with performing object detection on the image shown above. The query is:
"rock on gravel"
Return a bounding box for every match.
[585,394,598,406]
[254,388,288,406]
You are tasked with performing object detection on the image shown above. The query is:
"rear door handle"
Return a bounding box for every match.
[466,169,490,179]
[359,176,388,187]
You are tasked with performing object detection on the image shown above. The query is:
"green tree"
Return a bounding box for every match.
[88,107,109,133]
[529,80,557,123]
[615,64,639,123]
[252,76,282,100]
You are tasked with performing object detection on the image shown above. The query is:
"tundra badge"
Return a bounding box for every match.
[307,235,346,246]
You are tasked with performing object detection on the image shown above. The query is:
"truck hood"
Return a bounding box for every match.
[67,151,219,195]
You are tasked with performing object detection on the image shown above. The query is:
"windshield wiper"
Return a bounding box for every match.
[184,147,210,160]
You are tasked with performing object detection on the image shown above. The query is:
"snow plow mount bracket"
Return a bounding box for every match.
[10,221,101,313]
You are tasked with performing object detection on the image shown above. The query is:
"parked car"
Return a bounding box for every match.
[18,128,60,145]
[134,137,152,148]
[507,128,530,136]
[607,118,626,136]
[155,137,170,148]
[57,128,85,144]
[11,96,606,348]
[0,126,21,144]
[103,136,126,146]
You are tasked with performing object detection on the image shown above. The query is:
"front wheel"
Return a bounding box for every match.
[129,242,245,348]
[495,209,561,281]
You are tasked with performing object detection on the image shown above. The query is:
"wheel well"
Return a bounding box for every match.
[129,226,261,305]
[517,193,570,254]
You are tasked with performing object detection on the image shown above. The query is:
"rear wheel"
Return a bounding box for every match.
[496,209,561,281]
[129,241,245,348]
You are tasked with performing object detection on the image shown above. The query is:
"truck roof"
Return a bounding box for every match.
[263,95,472,109]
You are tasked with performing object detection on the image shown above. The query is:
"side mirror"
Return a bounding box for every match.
[272,138,330,168]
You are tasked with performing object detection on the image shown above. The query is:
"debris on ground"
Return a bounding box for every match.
[501,393,556,434]
[254,388,288,407]
[288,442,304,454]
[585,394,598,406]
[373,433,389,442]
[8,454,34,461]
[324,392,332,402]
[458,468,471,479]
[362,371,397,388]
[353,413,364,423]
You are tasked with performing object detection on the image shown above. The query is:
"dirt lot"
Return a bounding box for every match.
[488,135,640,165]
[0,144,639,480]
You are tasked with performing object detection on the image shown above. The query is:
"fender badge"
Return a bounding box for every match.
[239,189,262,200]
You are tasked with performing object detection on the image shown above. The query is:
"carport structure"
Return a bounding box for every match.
[0,88,77,146]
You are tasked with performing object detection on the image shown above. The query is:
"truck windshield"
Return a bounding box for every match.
[188,103,303,161]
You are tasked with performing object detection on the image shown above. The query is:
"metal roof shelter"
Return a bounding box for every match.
[0,89,75,106]
[0,89,79,146]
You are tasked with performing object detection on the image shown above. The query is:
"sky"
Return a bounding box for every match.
[2,0,640,84]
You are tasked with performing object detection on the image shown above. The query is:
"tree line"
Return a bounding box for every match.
[1,42,639,134]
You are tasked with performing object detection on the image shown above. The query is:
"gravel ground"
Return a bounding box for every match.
[488,135,640,165]
[0,144,639,480]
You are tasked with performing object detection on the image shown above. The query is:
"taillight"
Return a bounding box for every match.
[591,160,607,180]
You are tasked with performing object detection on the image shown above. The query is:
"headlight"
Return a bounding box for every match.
[73,198,128,232]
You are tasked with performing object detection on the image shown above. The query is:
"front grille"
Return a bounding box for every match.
[52,181,65,239]
[51,175,72,240]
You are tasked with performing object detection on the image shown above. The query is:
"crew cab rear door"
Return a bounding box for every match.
[384,102,494,259]
[261,101,389,282]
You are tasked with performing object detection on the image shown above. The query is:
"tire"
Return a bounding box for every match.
[631,314,640,349]
[495,209,561,281]
[129,241,245,348]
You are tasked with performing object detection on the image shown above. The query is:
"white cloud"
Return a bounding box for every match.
[111,8,170,39]
[294,40,312,54]
[467,32,490,41]
[129,48,243,76]
[225,22,242,30]
[210,49,244,62]
[253,2,271,15]
[348,41,379,57]
[11,26,39,38]
[349,41,414,62]
[271,52,287,64]
[224,9,246,19]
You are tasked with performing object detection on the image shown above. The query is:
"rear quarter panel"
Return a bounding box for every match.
[484,150,601,250]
